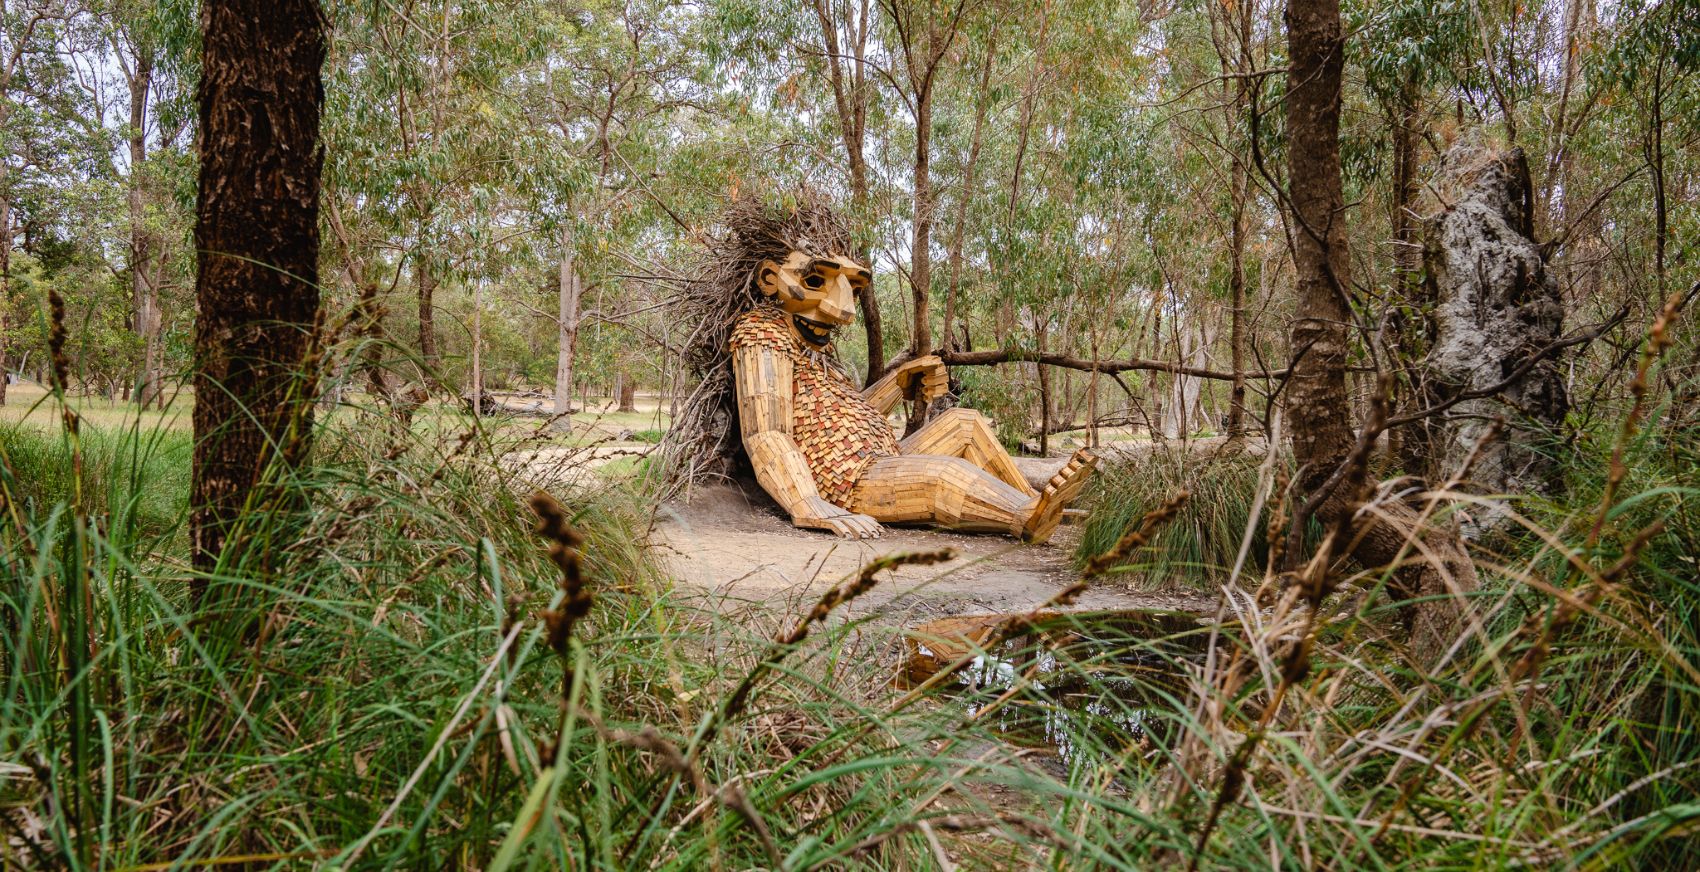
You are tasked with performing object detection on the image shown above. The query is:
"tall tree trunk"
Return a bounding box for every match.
[554,222,581,416]
[0,193,9,407]
[1646,54,1667,297]
[1388,71,1423,466]
[617,370,636,412]
[1284,0,1355,492]
[811,0,886,385]
[129,52,164,409]
[469,280,483,416]
[1036,315,1050,455]
[910,81,935,360]
[940,23,998,356]
[190,0,326,576]
[416,252,438,376]
[1285,0,1473,650]
[1214,0,1254,441]
[903,29,949,434]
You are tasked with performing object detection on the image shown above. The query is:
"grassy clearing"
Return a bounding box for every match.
[4,370,1699,868]
[0,382,192,433]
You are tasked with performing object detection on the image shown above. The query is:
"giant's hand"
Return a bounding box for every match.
[894,355,949,404]
[792,496,883,539]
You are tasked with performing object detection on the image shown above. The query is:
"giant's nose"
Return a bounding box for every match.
[817,275,856,325]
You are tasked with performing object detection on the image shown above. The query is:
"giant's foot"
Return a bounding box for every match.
[1018,449,1098,544]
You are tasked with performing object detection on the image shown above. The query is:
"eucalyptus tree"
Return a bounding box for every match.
[321,0,553,388]
[190,0,324,576]
[0,0,95,404]
[85,0,196,407]
[708,0,902,381]
[514,0,705,414]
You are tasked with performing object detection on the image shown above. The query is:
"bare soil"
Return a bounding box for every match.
[651,480,1215,629]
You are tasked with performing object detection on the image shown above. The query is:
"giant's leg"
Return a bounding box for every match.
[847,449,1097,544]
[898,408,1034,496]
[847,455,1026,532]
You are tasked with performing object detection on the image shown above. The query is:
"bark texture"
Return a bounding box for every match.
[1283,0,1355,490]
[190,0,326,572]
[1284,0,1475,652]
[1417,143,1567,536]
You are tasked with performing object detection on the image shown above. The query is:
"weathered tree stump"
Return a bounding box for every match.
[1416,142,1568,537]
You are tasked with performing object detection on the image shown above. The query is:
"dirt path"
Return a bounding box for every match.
[652,483,1214,629]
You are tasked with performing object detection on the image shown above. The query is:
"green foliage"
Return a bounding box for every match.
[0,422,191,542]
[1073,449,1280,588]
[8,396,1700,867]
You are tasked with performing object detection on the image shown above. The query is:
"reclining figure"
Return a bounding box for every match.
[730,248,1095,542]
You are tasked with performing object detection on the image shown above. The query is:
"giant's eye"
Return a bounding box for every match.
[803,274,825,289]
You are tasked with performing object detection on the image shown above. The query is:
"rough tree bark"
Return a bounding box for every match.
[1283,0,1355,490]
[1285,0,1474,650]
[1415,143,1567,536]
[416,252,439,376]
[128,50,164,408]
[884,0,965,431]
[190,0,325,574]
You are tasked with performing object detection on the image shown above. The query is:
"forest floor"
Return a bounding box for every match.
[512,436,1250,636]
[650,479,1216,629]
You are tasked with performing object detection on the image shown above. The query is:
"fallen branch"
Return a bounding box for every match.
[941,347,1275,381]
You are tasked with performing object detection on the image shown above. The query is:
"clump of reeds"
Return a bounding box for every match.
[1076,448,1278,588]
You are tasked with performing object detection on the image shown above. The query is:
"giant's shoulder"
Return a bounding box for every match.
[728,306,793,352]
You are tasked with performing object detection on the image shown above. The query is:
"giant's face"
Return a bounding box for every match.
[757,251,871,346]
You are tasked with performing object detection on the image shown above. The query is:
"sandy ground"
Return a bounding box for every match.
[504,439,1238,630]
[651,480,1216,629]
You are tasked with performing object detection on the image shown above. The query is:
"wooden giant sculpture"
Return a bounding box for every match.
[728,247,1096,543]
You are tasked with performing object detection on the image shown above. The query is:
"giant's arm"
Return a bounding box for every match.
[862,354,948,416]
[733,344,881,539]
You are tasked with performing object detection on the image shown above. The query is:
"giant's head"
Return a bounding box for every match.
[756,251,871,347]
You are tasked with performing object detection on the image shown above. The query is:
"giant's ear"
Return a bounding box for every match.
[757,259,804,300]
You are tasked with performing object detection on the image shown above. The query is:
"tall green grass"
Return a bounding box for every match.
[1073,448,1283,588]
[4,367,1699,868]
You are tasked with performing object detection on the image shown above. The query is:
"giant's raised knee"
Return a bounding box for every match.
[932,407,987,428]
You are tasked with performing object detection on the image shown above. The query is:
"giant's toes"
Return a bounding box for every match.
[1019,448,1098,545]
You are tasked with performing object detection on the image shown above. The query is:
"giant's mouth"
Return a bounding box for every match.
[792,314,837,346]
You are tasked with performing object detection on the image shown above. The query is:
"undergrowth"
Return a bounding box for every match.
[3,335,1699,868]
[1074,448,1277,588]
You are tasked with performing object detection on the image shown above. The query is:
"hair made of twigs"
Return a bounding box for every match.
[661,193,855,489]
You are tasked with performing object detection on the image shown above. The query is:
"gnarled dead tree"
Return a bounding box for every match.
[1411,142,1568,538]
